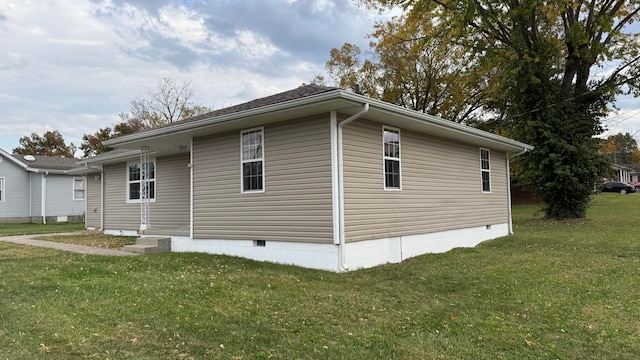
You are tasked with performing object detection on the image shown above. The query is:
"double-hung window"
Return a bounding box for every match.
[73,178,85,201]
[383,126,401,190]
[241,127,264,192]
[127,161,156,202]
[480,148,491,193]
[0,177,4,202]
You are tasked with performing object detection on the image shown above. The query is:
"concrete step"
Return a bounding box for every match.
[136,237,171,247]
[123,237,171,254]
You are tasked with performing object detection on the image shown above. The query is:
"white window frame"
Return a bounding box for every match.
[0,177,4,202]
[480,148,491,193]
[73,177,85,201]
[126,159,157,203]
[240,127,265,193]
[383,126,402,190]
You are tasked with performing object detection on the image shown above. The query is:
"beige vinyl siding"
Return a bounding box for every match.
[103,162,139,230]
[342,119,509,242]
[86,172,101,228]
[193,115,334,243]
[152,154,190,230]
[103,154,190,231]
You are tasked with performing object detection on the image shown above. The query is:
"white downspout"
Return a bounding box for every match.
[41,172,48,224]
[506,148,529,234]
[100,170,104,231]
[84,174,87,229]
[189,137,194,239]
[29,172,32,218]
[336,103,369,271]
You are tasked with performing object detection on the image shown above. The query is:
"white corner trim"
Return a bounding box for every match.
[330,112,340,245]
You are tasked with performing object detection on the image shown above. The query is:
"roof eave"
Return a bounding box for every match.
[104,89,346,147]
[0,148,30,170]
[103,88,532,154]
[77,149,142,166]
[338,91,533,153]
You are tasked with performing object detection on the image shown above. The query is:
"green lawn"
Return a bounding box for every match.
[0,194,638,359]
[0,222,85,236]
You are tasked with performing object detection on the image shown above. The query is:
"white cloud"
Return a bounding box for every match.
[0,0,378,135]
[2,0,636,157]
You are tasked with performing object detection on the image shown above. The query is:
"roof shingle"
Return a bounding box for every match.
[13,154,79,170]
[142,84,339,133]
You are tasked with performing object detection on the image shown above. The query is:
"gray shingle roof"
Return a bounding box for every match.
[143,84,339,133]
[13,154,79,170]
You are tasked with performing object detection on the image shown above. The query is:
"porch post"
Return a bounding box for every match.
[140,146,150,232]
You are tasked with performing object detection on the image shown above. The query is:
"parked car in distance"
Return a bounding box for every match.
[602,181,637,194]
[633,182,640,189]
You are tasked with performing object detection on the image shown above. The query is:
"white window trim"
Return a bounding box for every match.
[240,126,266,194]
[126,159,157,203]
[73,177,85,201]
[383,125,402,191]
[480,148,491,193]
[0,177,4,202]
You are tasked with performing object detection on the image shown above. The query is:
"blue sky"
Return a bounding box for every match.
[0,0,638,156]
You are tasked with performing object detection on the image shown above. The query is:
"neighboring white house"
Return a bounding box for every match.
[77,85,533,271]
[0,148,85,224]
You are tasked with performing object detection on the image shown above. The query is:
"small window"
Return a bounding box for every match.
[0,177,4,202]
[127,161,156,202]
[241,128,265,193]
[73,178,85,201]
[383,126,401,190]
[480,148,491,193]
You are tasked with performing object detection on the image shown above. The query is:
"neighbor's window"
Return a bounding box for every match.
[127,161,156,201]
[383,126,401,190]
[73,178,85,201]
[0,177,4,202]
[480,148,491,193]
[241,127,265,192]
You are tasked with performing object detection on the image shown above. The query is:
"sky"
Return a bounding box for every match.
[1,0,639,157]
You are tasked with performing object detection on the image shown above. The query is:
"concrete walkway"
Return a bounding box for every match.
[0,234,139,256]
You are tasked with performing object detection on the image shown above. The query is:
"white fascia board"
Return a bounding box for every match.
[76,150,142,166]
[0,149,72,174]
[1,148,111,175]
[0,148,30,170]
[104,90,347,147]
[104,88,532,154]
[26,168,70,175]
[338,92,534,153]
[66,165,103,175]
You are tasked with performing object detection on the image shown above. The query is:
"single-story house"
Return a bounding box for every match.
[611,163,633,183]
[615,163,640,184]
[0,149,85,224]
[77,85,532,271]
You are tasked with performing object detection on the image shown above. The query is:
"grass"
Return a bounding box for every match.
[0,222,135,249]
[33,233,137,250]
[0,194,638,359]
[0,222,85,236]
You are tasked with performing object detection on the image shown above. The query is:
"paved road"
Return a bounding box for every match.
[0,234,139,256]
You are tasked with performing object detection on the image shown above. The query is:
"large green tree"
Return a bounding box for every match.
[13,130,76,158]
[315,15,487,123]
[363,0,640,219]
